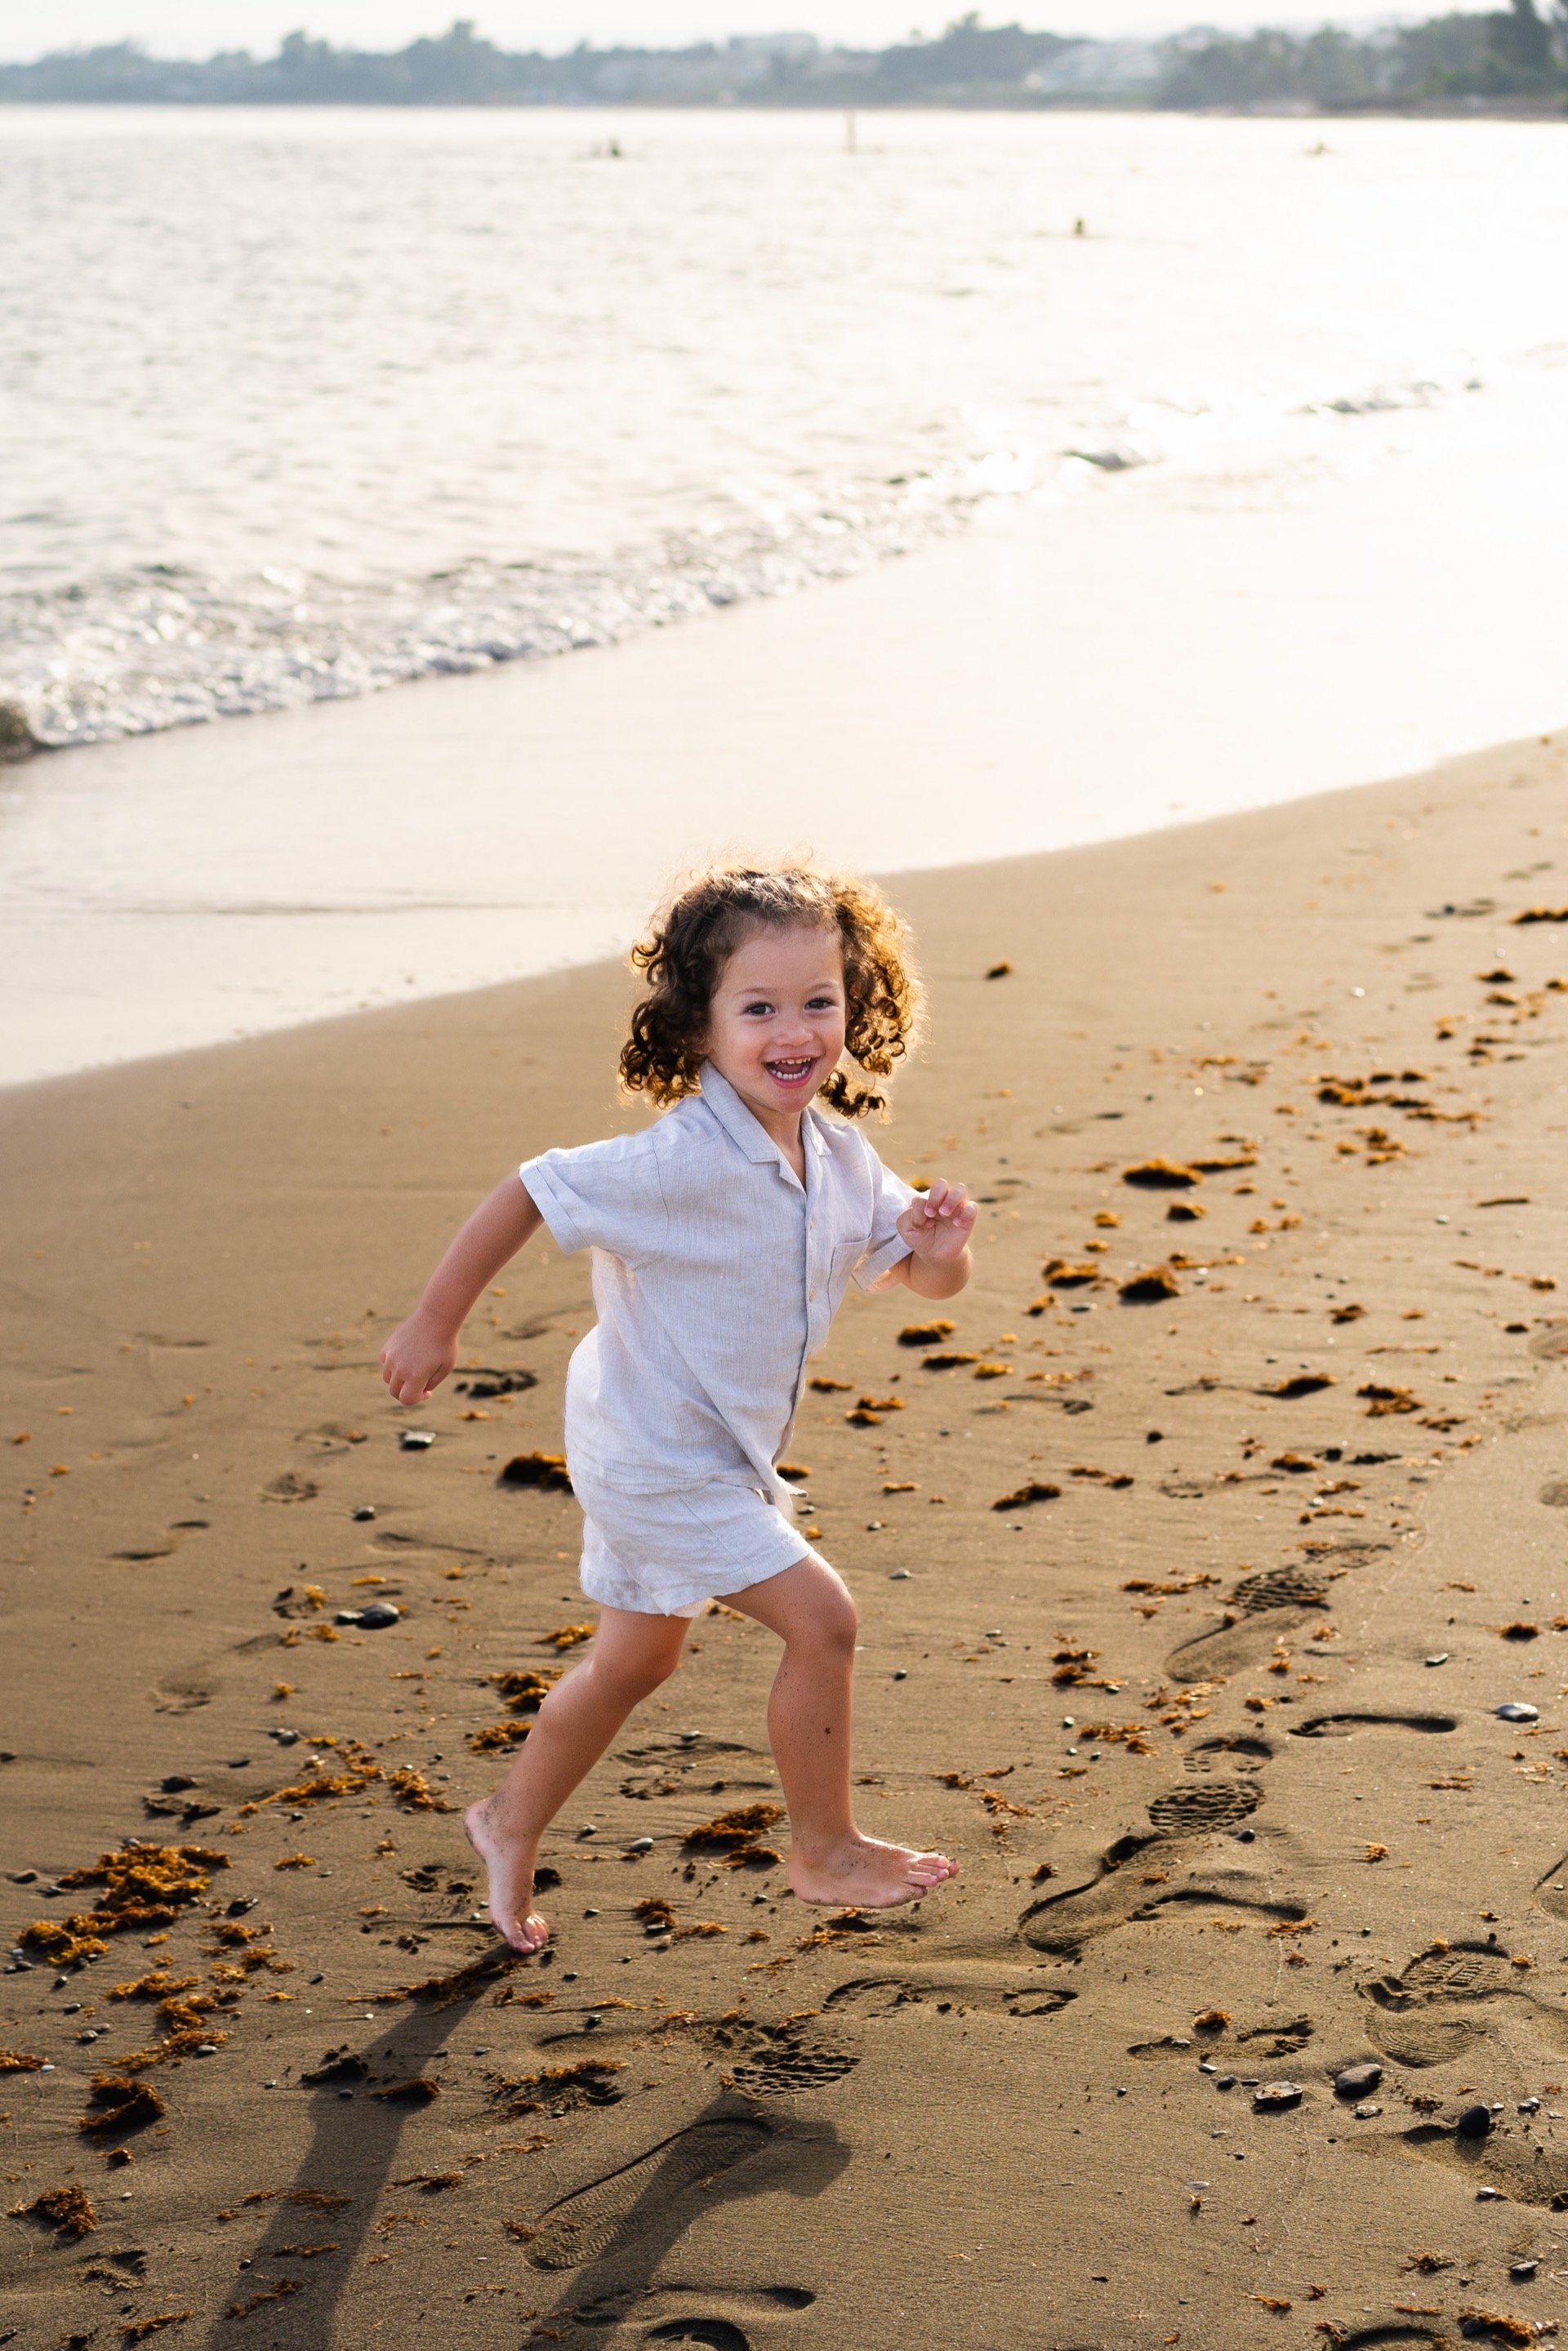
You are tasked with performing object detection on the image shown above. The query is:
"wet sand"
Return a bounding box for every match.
[4,729,1568,2350]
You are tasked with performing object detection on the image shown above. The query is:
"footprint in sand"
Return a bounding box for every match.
[523,2118,777,2270]
[1164,1552,1389,1682]
[1289,1711,1458,1740]
[568,2289,816,2351]
[1361,1940,1568,2069]
[822,1966,1076,2021]
[261,1471,318,1504]
[1364,2107,1568,2211]
[1529,1325,1568,1362]
[1314,2323,1457,2349]
[1017,1780,1310,1957]
[110,1516,209,1562]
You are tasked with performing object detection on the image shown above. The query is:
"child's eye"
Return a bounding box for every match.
[806,995,838,1010]
[742,1000,773,1017]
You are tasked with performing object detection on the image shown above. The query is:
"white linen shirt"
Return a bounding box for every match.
[519,1062,915,1502]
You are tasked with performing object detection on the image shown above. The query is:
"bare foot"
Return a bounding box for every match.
[465,1797,549,1953]
[789,1834,958,1910]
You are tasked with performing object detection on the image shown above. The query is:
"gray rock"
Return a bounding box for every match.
[1253,2082,1303,2110]
[1496,1702,1539,1722]
[1456,2102,1491,2139]
[1334,2061,1383,2099]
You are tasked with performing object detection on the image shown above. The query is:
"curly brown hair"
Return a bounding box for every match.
[619,864,921,1119]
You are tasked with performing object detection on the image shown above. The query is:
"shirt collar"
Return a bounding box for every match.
[697,1060,823,1176]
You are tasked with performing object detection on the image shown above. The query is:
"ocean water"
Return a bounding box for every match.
[5,105,1567,748]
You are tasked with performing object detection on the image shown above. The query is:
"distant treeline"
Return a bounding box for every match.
[3,7,1566,112]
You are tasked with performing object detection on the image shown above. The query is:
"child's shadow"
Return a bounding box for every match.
[524,2091,847,2340]
[198,1979,492,2345]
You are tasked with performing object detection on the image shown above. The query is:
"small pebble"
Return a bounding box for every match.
[583,2014,602,2030]
[1216,2075,1236,2091]
[1254,2082,1303,2110]
[399,1430,435,1450]
[160,1773,196,1792]
[1497,1703,1539,1723]
[1354,2103,1382,2119]
[893,1669,907,1681]
[1477,2186,1504,2201]
[1425,1653,1450,1667]
[1457,2103,1492,2139]
[889,1569,911,1580]
[1334,2062,1383,2099]
[270,1729,301,1746]
[1520,2096,1541,2113]
[1512,2260,1539,2281]
[352,1506,376,1521]
[626,1837,653,1855]
[583,1908,600,1918]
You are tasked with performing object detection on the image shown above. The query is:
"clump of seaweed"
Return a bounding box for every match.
[20,1841,229,1966]
[682,1804,783,1855]
[991,1481,1061,1512]
[79,2075,167,2137]
[468,1721,529,1752]
[1122,1159,1202,1190]
[490,1668,562,1712]
[1120,1266,1181,1302]
[497,1452,572,1492]
[898,1320,956,1346]
[1041,1259,1102,1289]
[0,2048,44,2072]
[11,2183,98,2237]
[385,1767,453,1812]
[1359,1382,1420,1416]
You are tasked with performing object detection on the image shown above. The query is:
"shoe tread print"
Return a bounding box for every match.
[523,2117,773,2269]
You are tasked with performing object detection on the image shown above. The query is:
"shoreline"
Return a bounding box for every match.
[5,734,1568,2343]
[7,420,1568,1090]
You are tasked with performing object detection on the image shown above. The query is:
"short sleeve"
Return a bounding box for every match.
[519,1132,663,1268]
[851,1139,915,1291]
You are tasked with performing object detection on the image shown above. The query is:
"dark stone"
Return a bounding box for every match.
[159,1774,196,1792]
[1253,2082,1303,2110]
[1457,2103,1492,2139]
[1334,2062,1383,2099]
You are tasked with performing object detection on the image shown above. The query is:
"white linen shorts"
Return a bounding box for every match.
[570,1461,819,1619]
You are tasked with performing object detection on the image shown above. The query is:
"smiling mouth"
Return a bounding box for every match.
[764,1055,818,1087]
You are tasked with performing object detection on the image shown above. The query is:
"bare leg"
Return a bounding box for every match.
[466,1606,689,1952]
[729,1555,957,1909]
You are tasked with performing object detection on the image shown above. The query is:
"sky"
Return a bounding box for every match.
[4,0,1416,60]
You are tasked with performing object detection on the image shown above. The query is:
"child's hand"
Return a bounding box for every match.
[381,1312,459,1405]
[897,1177,977,1262]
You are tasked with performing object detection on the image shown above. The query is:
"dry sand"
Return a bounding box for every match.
[4,731,1568,2350]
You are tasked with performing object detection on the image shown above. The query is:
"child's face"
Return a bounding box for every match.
[703,922,847,1129]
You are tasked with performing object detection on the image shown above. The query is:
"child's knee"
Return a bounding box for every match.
[595,1644,680,1703]
[808,1581,858,1656]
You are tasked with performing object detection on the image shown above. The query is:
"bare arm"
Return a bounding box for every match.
[381,1176,543,1405]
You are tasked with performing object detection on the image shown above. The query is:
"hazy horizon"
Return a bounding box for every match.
[0,2,1441,69]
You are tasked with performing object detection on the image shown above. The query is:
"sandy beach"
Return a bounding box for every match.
[4,722,1568,2348]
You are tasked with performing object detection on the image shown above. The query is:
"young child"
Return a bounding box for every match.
[380,864,974,1955]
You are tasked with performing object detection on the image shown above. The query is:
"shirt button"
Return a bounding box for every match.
[808,1285,817,1301]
